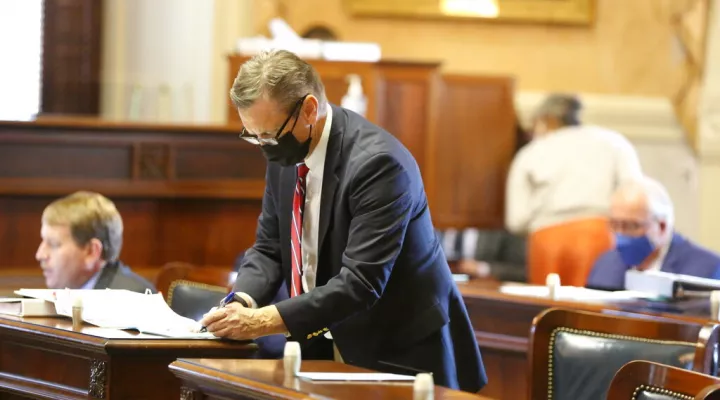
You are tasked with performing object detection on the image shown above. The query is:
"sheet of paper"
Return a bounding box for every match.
[50,289,205,337]
[14,289,62,303]
[499,284,659,302]
[139,328,218,339]
[295,372,416,382]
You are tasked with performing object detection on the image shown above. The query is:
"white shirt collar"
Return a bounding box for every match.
[80,267,103,289]
[304,105,332,172]
[645,237,671,272]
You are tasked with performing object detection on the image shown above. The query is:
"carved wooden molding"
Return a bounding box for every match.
[89,359,107,399]
[180,386,200,400]
[138,143,170,180]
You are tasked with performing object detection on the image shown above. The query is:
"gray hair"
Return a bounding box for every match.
[617,176,675,228]
[534,93,583,126]
[230,49,327,114]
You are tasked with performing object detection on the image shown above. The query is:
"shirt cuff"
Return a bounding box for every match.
[236,292,257,309]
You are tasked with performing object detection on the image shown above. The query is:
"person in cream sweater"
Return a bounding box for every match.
[505,94,643,286]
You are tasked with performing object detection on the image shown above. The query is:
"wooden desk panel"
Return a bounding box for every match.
[170,359,492,400]
[0,316,257,400]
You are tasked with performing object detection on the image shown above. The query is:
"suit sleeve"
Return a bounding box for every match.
[232,167,284,307]
[275,152,413,339]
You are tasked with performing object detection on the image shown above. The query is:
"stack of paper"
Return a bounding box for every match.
[499,284,659,303]
[0,298,57,317]
[296,372,416,382]
[15,289,215,339]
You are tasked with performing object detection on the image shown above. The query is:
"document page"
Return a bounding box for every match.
[20,289,216,339]
[295,372,416,381]
[499,284,659,302]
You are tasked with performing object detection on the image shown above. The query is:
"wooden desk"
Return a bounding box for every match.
[0,315,257,399]
[458,280,713,400]
[170,359,493,400]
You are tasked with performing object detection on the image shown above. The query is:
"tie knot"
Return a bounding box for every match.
[297,163,309,179]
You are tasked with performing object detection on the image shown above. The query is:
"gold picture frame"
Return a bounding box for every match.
[345,0,596,26]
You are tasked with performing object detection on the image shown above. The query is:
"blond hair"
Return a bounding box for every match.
[42,191,123,262]
[230,49,327,114]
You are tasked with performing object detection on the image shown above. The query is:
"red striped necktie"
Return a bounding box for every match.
[290,163,310,297]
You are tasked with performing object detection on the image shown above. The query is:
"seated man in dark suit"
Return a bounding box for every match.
[35,191,155,293]
[437,228,527,282]
[587,177,720,290]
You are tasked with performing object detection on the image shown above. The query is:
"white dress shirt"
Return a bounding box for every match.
[300,105,332,292]
[639,238,670,272]
[80,268,103,289]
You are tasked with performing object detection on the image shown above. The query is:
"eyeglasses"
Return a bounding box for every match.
[608,217,653,234]
[239,95,309,146]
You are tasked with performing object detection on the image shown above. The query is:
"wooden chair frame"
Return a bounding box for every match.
[528,308,720,400]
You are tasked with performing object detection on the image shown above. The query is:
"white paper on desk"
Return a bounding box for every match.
[499,285,659,302]
[295,372,416,382]
[46,289,216,339]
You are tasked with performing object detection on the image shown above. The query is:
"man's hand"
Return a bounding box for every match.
[199,303,288,340]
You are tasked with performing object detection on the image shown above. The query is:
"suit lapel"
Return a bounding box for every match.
[660,234,681,274]
[93,261,118,289]
[317,107,344,255]
[279,166,296,277]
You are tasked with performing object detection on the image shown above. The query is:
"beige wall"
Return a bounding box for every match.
[265,0,685,96]
[697,3,720,252]
[102,1,720,251]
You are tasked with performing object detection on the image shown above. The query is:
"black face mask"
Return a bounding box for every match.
[260,125,313,167]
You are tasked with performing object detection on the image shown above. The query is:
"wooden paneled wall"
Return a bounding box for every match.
[41,0,103,115]
[0,119,264,269]
[427,75,516,229]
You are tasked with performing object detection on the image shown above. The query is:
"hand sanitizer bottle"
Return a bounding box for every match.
[341,74,367,117]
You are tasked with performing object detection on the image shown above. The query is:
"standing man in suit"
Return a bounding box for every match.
[200,50,486,392]
[36,191,155,293]
[587,177,720,290]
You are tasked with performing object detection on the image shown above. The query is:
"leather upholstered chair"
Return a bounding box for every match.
[155,262,236,321]
[607,360,720,400]
[528,308,720,400]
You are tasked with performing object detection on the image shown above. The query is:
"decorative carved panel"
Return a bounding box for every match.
[137,143,170,180]
[89,359,107,399]
[180,386,200,400]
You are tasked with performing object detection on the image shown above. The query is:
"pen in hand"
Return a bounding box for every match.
[199,292,236,333]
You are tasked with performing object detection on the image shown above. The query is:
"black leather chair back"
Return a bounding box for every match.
[550,328,695,400]
[167,279,228,321]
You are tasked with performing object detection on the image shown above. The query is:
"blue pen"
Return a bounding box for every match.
[199,292,236,333]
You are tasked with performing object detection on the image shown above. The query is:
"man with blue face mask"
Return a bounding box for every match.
[586,176,720,290]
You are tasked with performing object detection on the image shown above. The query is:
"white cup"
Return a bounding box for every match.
[711,291,720,320]
[283,341,301,377]
[546,273,561,300]
[413,373,434,400]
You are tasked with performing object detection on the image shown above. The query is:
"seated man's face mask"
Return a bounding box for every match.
[614,219,664,268]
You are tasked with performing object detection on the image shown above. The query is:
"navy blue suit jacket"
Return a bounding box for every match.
[94,261,156,293]
[586,233,720,290]
[233,105,487,392]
